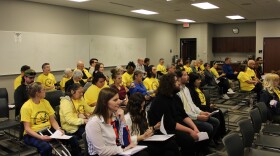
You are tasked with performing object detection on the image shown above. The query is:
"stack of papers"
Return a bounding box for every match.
[50,130,72,139]
[197,132,209,142]
[119,145,147,156]
[144,134,174,141]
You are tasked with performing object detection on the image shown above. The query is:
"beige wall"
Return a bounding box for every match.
[0,0,176,104]
[256,19,280,59]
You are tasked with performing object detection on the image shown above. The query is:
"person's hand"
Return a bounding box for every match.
[84,119,89,124]
[193,127,200,133]
[221,73,226,77]
[190,130,199,141]
[145,95,151,101]
[78,113,86,119]
[197,115,209,122]
[123,143,136,151]
[130,83,136,88]
[153,122,160,130]
[116,108,125,123]
[40,135,52,141]
[234,71,238,75]
[210,104,216,109]
[142,128,153,140]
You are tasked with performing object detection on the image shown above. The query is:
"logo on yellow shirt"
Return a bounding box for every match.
[33,111,49,125]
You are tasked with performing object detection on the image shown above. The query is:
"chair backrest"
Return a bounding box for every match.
[45,90,64,109]
[255,102,272,122]
[238,119,255,148]
[0,98,9,118]
[249,108,262,133]
[0,88,9,104]
[82,132,89,156]
[222,133,244,156]
[55,105,61,127]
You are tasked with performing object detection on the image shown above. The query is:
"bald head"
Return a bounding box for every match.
[77,61,85,70]
[247,60,255,69]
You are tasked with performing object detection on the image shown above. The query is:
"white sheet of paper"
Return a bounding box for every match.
[160,115,167,135]
[210,110,219,116]
[8,105,15,109]
[197,132,209,142]
[119,145,147,156]
[50,130,72,139]
[144,134,174,141]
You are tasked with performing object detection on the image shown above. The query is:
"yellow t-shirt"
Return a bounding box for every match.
[143,77,159,97]
[199,64,205,71]
[274,88,280,100]
[109,77,114,85]
[60,77,71,92]
[210,67,219,78]
[156,64,167,75]
[21,99,55,134]
[245,67,257,79]
[195,88,206,105]
[183,65,193,74]
[14,75,22,90]
[59,97,94,133]
[237,72,255,91]
[122,72,133,87]
[84,84,109,106]
[36,73,57,91]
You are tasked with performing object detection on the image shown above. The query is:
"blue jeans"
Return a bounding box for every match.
[193,117,220,140]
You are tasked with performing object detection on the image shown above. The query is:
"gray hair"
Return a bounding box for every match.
[73,70,83,79]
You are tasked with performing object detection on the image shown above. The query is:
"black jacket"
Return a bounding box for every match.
[14,84,29,117]
[260,90,280,115]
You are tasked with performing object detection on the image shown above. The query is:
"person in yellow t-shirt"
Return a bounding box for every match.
[76,60,92,83]
[84,72,109,107]
[21,82,81,156]
[183,60,193,74]
[36,63,57,92]
[122,61,136,88]
[60,68,73,92]
[156,58,167,76]
[14,65,30,90]
[198,59,205,71]
[246,60,260,82]
[60,83,93,138]
[143,65,159,97]
[238,64,262,100]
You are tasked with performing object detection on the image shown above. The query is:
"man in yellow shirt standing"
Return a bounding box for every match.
[84,72,108,107]
[14,65,30,90]
[36,63,57,92]
[156,58,167,77]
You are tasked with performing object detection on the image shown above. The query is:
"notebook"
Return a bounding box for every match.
[144,134,174,141]
[119,145,147,156]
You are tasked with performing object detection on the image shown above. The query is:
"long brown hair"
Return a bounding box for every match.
[93,88,118,123]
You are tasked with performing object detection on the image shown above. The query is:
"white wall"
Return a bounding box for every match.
[0,0,176,104]
[256,19,280,58]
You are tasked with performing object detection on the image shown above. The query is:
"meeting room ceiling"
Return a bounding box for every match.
[26,0,280,24]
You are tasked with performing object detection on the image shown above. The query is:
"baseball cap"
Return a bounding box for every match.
[24,69,36,77]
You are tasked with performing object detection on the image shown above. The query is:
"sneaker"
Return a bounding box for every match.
[222,94,230,99]
[227,88,235,94]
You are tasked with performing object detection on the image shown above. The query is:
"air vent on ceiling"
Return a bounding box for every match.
[109,2,133,8]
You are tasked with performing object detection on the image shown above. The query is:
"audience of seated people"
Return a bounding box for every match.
[37,63,57,91]
[260,73,280,123]
[59,68,73,92]
[59,83,93,138]
[14,65,30,90]
[9,56,280,156]
[21,82,81,156]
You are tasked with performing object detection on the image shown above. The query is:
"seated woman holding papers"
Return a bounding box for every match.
[125,93,180,156]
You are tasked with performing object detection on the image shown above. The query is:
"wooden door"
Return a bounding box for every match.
[263,38,280,73]
[180,38,197,62]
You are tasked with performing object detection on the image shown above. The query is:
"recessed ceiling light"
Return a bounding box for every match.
[191,2,219,9]
[226,15,245,20]
[176,19,196,23]
[131,9,158,15]
[69,0,90,2]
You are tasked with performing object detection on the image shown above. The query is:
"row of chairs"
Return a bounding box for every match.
[223,102,280,156]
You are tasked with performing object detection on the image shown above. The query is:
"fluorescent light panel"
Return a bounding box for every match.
[69,0,90,2]
[131,9,158,15]
[226,15,245,20]
[191,2,219,9]
[176,19,196,23]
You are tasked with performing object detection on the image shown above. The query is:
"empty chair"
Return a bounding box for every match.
[45,90,64,109]
[0,98,20,131]
[0,88,9,104]
[223,131,279,156]
[244,109,280,150]
[255,102,280,135]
